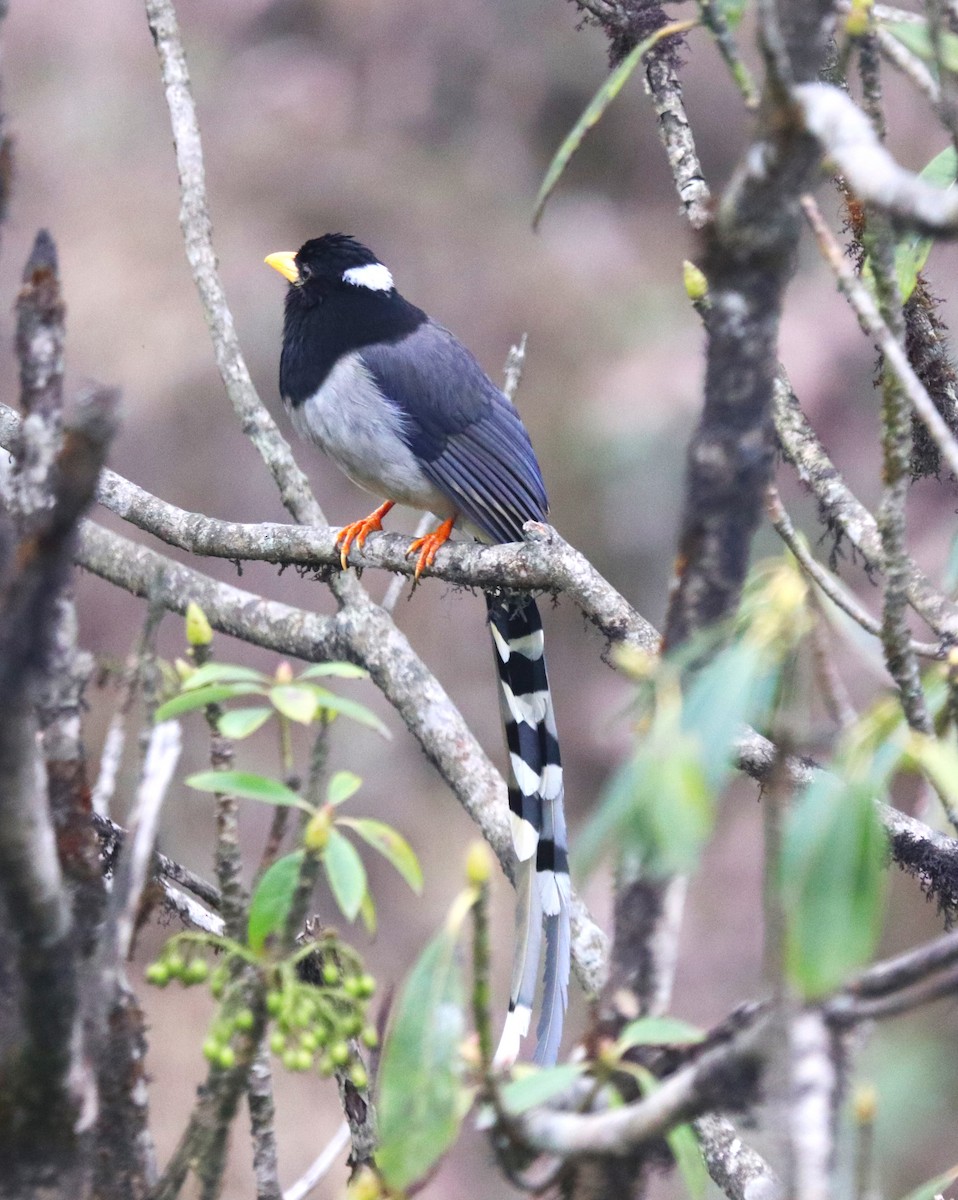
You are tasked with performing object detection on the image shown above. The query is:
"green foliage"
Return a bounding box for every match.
[155,656,389,738]
[616,1016,704,1053]
[186,769,310,809]
[860,143,957,302]
[248,851,305,954]
[715,0,748,29]
[145,928,374,1082]
[885,20,958,74]
[779,772,888,998]
[500,1064,586,1115]
[166,642,420,927]
[631,1065,708,1199]
[323,829,368,922]
[337,816,425,893]
[579,557,808,878]
[377,890,476,1191]
[897,1164,958,1200]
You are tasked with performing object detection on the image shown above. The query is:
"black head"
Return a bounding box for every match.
[266,233,396,304]
[266,233,427,405]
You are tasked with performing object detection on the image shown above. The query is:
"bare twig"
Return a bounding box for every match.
[694,1113,784,1200]
[765,486,941,658]
[282,1123,351,1200]
[248,1050,282,1200]
[773,374,958,640]
[796,83,958,234]
[788,1011,836,1200]
[802,191,958,493]
[104,720,182,965]
[143,0,324,529]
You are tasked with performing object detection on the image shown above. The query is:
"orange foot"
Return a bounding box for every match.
[335,500,395,570]
[406,516,456,579]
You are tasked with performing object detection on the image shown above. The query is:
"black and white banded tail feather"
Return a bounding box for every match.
[487,595,571,1067]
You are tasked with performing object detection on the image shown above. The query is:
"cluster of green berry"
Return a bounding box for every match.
[145,936,378,1086]
[266,961,376,1086]
[145,949,210,989]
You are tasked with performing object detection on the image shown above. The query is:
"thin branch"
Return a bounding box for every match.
[787,1011,836,1200]
[875,26,940,107]
[76,516,611,995]
[0,399,658,655]
[104,720,182,965]
[694,1113,783,1200]
[143,0,324,529]
[773,374,958,640]
[803,193,958,488]
[248,1050,282,1200]
[765,486,941,658]
[282,1123,351,1200]
[796,82,958,234]
[512,1017,766,1157]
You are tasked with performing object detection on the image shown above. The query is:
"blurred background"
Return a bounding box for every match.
[2,0,958,1195]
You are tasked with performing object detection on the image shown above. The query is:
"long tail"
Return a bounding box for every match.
[487,595,571,1067]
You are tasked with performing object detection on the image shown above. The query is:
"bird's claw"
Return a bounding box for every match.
[406,516,456,579]
[335,501,395,570]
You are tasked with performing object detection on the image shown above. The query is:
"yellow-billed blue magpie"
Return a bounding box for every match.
[266,234,570,1066]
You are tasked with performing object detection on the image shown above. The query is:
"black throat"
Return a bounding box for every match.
[280,286,427,406]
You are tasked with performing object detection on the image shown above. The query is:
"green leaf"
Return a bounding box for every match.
[681,636,779,790]
[217,706,273,740]
[532,18,697,229]
[299,662,369,680]
[617,1016,704,1052]
[576,734,713,878]
[500,1064,586,1115]
[892,146,956,301]
[248,851,304,954]
[311,689,391,738]
[181,662,267,690]
[780,774,888,998]
[327,770,363,806]
[715,0,748,29]
[186,770,312,811]
[885,20,958,73]
[897,1163,958,1200]
[377,908,471,1190]
[667,1120,709,1200]
[323,828,367,921]
[154,682,260,721]
[632,1065,708,1199]
[903,734,958,824]
[269,684,319,725]
[337,817,424,893]
[359,889,377,935]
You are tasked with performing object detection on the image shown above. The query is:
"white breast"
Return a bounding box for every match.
[286,352,455,517]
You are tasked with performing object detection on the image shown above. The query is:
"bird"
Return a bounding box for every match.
[265,234,570,1066]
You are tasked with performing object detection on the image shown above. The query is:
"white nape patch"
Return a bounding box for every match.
[510,812,539,861]
[510,754,541,798]
[501,681,550,727]
[494,1005,532,1067]
[343,262,394,292]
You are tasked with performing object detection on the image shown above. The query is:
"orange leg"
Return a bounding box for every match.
[406,515,456,579]
[335,500,395,570]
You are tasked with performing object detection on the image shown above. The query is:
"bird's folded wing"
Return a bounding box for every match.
[360,323,548,543]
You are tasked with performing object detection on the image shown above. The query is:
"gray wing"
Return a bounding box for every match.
[359,321,548,544]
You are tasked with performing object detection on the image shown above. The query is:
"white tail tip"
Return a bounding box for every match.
[493,1005,532,1068]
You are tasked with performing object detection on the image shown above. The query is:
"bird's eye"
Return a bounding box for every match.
[297,262,312,282]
